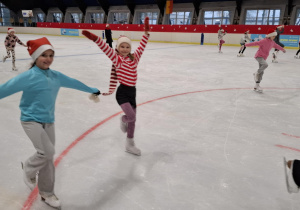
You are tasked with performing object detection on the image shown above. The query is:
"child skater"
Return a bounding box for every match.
[3,28,27,71]
[0,37,100,209]
[245,28,286,93]
[283,157,300,193]
[82,17,150,156]
[295,40,300,59]
[237,29,252,57]
[217,27,227,53]
[272,25,285,63]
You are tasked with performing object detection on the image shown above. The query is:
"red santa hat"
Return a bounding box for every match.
[116,35,131,49]
[8,28,15,33]
[266,28,277,38]
[26,37,55,61]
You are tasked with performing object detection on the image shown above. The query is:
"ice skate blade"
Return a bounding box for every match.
[41,197,61,209]
[283,157,300,194]
[253,89,263,93]
[125,149,141,156]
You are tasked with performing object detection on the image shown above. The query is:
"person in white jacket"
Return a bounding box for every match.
[237,30,253,57]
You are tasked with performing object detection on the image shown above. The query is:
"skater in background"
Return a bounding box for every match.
[3,28,27,71]
[82,17,150,156]
[284,158,300,193]
[105,24,113,48]
[0,37,100,209]
[217,28,227,53]
[272,25,285,63]
[237,29,253,57]
[295,40,300,59]
[245,28,285,93]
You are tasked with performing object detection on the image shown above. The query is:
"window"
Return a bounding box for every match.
[0,2,11,26]
[245,9,280,25]
[70,13,82,23]
[204,10,231,25]
[90,13,104,23]
[36,13,44,22]
[53,12,62,23]
[137,12,158,24]
[169,11,192,25]
[296,9,300,25]
[112,12,129,24]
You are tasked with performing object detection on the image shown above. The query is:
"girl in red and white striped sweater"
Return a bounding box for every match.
[82,17,150,156]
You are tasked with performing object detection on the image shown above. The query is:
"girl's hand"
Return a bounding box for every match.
[82,30,99,41]
[144,17,149,35]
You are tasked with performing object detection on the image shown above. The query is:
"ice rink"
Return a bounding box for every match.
[0,33,300,210]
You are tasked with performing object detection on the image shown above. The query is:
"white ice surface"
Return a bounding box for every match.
[0,34,300,210]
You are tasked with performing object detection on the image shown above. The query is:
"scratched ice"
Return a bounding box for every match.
[0,34,300,210]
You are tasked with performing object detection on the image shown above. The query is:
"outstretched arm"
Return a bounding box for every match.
[82,30,120,67]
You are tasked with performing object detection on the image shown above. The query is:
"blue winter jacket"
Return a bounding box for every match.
[0,65,99,123]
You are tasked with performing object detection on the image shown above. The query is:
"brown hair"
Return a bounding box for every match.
[115,49,134,61]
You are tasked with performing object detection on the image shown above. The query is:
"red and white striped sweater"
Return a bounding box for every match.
[94,34,149,87]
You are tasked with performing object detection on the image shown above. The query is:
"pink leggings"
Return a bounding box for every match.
[219,40,225,50]
[120,102,136,138]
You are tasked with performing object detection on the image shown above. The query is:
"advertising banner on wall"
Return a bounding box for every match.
[251,34,300,47]
[60,29,79,36]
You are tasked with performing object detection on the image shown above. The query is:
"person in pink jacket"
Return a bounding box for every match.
[245,28,286,93]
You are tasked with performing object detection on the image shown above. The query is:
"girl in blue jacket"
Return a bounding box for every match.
[0,37,100,209]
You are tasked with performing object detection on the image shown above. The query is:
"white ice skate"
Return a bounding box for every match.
[12,66,18,71]
[294,55,299,59]
[253,83,263,93]
[2,56,6,63]
[21,162,36,190]
[41,194,61,209]
[126,137,141,156]
[120,115,128,133]
[283,157,299,194]
[218,50,222,53]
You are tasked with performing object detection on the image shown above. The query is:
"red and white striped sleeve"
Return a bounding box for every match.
[134,34,150,63]
[94,37,122,68]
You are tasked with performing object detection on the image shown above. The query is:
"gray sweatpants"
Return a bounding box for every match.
[21,121,56,197]
[255,57,268,83]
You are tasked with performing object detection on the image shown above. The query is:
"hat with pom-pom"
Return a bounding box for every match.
[27,37,55,61]
[266,28,277,37]
[8,28,15,33]
[116,35,131,49]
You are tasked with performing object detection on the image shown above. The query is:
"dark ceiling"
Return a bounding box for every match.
[1,0,234,15]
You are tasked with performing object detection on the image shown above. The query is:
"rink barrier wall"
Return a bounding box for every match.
[0,24,300,48]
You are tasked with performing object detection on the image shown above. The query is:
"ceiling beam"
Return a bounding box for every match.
[95,0,110,16]
[124,0,135,16]
[287,0,293,15]
[154,0,166,16]
[236,0,242,17]
[193,0,201,17]
[73,0,87,14]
